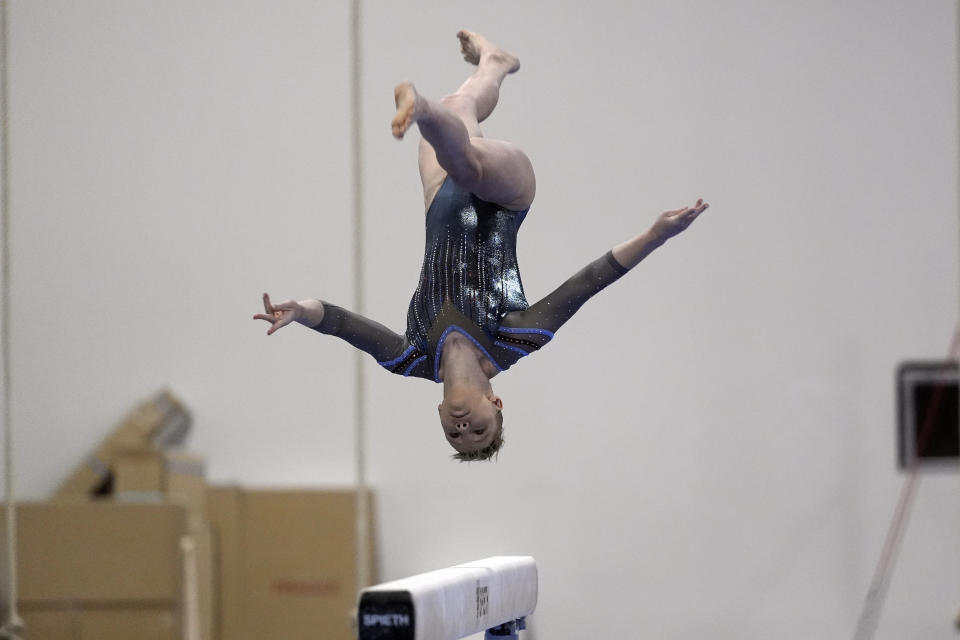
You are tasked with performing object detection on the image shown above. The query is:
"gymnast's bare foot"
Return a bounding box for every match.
[457,29,520,74]
[392,81,421,139]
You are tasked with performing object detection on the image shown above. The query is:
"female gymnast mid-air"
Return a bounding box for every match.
[255,30,709,461]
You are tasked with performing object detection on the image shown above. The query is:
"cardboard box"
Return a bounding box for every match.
[1,502,214,640]
[205,487,375,640]
[114,450,208,521]
[114,450,166,498]
[165,452,207,517]
[52,390,192,501]
[12,502,188,603]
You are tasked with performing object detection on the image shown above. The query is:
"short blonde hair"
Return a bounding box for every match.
[451,410,504,462]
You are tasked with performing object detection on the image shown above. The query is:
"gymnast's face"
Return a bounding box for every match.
[438,393,503,453]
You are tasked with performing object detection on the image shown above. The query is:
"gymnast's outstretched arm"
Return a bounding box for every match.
[502,199,710,334]
[254,293,409,363]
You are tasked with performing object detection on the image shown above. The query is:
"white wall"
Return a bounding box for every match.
[5,1,959,639]
[9,0,358,487]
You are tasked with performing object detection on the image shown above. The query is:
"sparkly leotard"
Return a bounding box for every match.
[313,177,628,382]
[406,176,530,351]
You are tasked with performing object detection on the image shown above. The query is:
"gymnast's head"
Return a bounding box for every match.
[438,390,504,462]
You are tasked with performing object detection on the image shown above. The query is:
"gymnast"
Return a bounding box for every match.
[255,30,709,461]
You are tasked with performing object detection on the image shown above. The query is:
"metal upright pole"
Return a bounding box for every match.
[350,0,371,594]
[0,1,21,637]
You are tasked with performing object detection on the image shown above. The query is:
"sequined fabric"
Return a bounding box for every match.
[405,177,529,353]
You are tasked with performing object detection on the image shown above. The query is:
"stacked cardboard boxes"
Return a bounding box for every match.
[52,390,192,502]
[108,448,214,640]
[4,391,376,640]
[2,390,213,640]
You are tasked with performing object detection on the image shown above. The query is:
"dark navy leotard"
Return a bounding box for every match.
[313,177,628,382]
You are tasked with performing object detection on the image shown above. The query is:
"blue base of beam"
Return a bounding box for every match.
[485,617,526,640]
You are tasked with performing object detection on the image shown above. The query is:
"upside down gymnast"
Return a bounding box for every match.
[254,30,709,461]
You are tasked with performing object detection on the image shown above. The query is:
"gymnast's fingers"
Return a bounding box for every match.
[271,298,296,310]
[682,203,709,228]
[266,316,293,336]
[262,293,274,315]
[265,318,282,335]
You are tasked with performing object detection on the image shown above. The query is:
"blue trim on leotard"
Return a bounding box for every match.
[494,341,532,357]
[402,355,428,377]
[378,344,418,368]
[433,325,504,383]
[497,326,555,339]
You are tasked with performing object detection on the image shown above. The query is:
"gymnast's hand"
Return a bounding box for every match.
[253,293,324,335]
[651,198,710,241]
[611,198,710,269]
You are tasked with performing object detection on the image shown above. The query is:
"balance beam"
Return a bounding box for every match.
[357,556,537,640]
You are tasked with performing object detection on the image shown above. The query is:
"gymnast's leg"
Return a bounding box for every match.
[392,30,536,212]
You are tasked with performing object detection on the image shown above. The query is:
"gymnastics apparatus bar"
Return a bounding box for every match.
[356,556,537,640]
